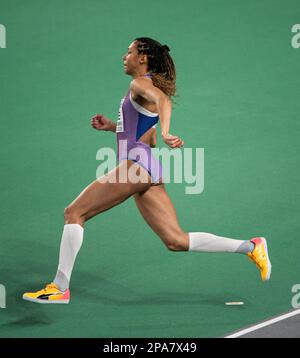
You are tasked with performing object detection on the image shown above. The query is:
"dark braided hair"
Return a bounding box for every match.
[134,37,176,99]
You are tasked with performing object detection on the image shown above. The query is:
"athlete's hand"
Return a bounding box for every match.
[91,114,114,131]
[162,133,184,148]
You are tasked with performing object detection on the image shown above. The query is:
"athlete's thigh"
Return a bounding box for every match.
[68,160,151,220]
[133,184,185,243]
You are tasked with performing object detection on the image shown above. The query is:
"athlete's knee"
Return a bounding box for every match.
[64,205,84,224]
[164,232,189,252]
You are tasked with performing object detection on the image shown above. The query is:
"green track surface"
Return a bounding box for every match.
[0,0,300,338]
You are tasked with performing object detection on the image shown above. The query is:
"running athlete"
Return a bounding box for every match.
[23,37,271,304]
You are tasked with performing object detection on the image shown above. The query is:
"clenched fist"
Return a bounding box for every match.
[91,114,115,132]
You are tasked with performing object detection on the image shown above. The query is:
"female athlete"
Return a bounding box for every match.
[23,37,271,304]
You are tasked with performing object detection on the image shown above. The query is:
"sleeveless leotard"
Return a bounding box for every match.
[116,74,163,183]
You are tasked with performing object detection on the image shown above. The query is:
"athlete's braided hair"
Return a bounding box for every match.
[134,37,176,99]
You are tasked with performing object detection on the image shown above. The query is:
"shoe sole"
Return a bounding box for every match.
[22,295,69,304]
[261,237,272,281]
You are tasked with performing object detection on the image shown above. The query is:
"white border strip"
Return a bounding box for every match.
[129,91,158,117]
[225,309,300,338]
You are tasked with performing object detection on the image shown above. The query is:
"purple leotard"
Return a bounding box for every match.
[116,75,163,183]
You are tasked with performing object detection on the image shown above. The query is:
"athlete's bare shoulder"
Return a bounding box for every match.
[130,76,152,100]
[130,76,164,104]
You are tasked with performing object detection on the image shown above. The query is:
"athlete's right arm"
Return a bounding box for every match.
[91,114,117,132]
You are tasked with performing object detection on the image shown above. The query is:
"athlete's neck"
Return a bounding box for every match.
[131,70,152,79]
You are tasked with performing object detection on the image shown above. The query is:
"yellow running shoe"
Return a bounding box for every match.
[22,283,70,304]
[248,237,272,281]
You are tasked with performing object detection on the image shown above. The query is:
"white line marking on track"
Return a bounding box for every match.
[225,309,300,338]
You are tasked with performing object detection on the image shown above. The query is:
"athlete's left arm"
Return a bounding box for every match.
[130,78,184,148]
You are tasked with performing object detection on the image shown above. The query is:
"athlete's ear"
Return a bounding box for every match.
[139,54,147,65]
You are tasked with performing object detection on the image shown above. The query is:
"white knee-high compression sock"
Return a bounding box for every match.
[188,232,254,254]
[53,224,84,291]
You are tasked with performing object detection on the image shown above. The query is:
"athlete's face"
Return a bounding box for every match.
[122,41,147,75]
